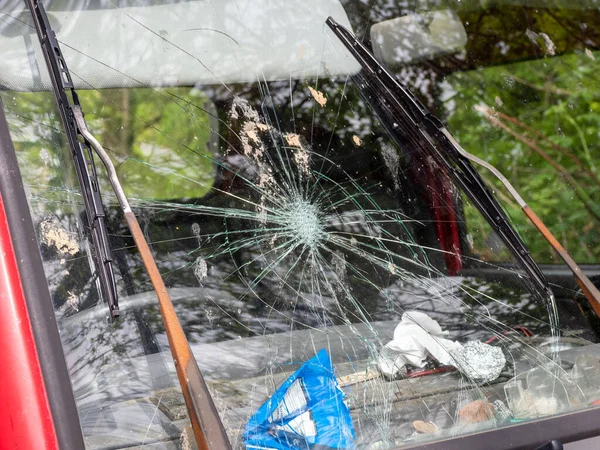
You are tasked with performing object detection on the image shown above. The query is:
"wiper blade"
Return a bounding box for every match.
[28,0,119,317]
[326,17,553,301]
[27,1,232,446]
[328,17,600,313]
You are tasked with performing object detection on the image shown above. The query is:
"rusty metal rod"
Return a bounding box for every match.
[522,206,600,317]
[74,107,231,450]
[448,115,600,314]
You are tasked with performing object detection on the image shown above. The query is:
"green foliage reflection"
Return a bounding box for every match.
[78,87,215,200]
[445,50,600,263]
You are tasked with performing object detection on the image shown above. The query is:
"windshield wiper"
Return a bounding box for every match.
[327,17,600,314]
[326,17,561,306]
[27,1,232,447]
[26,0,119,317]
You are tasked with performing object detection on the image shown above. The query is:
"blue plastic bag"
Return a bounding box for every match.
[243,349,356,449]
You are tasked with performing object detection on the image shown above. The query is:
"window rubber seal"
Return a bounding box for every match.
[0,97,86,449]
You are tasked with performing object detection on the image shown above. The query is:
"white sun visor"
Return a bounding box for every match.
[0,0,360,91]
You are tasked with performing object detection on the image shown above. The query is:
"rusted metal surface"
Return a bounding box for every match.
[125,211,231,450]
[523,205,600,316]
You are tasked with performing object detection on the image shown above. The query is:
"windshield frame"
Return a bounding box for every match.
[0,97,85,450]
[3,1,600,449]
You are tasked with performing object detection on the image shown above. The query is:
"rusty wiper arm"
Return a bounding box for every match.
[27,0,119,317]
[73,107,231,450]
[326,17,554,303]
[327,17,600,314]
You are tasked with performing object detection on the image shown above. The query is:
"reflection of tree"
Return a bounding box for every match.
[78,87,215,200]
[446,51,600,263]
[1,91,74,188]
[342,1,600,70]
[339,1,600,264]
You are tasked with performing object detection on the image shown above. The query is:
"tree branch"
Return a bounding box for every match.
[476,105,600,222]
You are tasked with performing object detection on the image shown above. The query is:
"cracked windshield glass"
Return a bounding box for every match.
[2,0,600,448]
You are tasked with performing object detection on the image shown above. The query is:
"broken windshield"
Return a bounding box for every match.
[1,0,600,449]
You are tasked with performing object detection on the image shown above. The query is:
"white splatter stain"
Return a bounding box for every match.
[240,122,265,159]
[256,123,269,132]
[387,262,396,275]
[293,149,310,175]
[191,222,202,246]
[525,29,555,56]
[230,97,268,160]
[285,133,302,148]
[39,218,79,255]
[193,256,208,284]
[585,48,595,60]
[67,291,79,312]
[243,122,260,144]
[525,28,540,46]
[39,148,51,166]
[285,133,310,174]
[229,96,260,122]
[381,144,401,191]
[539,32,556,56]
